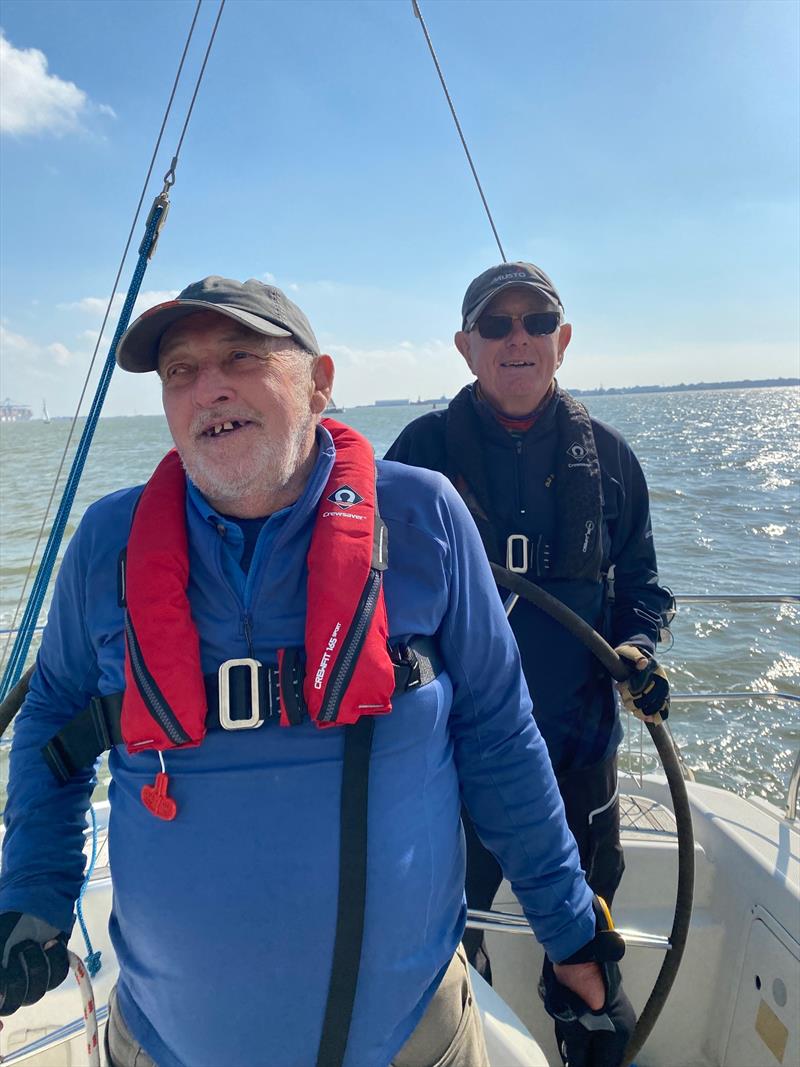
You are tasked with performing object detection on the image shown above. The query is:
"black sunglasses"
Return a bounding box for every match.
[474,311,561,340]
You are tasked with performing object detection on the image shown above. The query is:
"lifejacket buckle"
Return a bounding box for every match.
[506,534,529,574]
[218,658,264,730]
[393,643,422,690]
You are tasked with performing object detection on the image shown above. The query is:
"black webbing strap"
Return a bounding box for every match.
[279,648,306,726]
[42,696,124,783]
[315,715,375,1067]
[41,670,281,784]
[42,637,442,784]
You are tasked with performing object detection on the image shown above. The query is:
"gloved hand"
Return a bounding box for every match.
[614,644,670,723]
[0,912,69,1016]
[539,897,636,1067]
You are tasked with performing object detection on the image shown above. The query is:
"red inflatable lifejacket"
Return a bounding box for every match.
[121,419,395,753]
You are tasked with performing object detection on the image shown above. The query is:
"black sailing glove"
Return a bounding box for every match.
[614,644,670,722]
[539,897,636,1067]
[0,912,69,1016]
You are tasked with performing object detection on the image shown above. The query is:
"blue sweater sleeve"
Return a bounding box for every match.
[436,481,596,961]
[0,517,100,933]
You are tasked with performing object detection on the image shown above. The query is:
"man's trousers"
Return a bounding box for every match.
[462,752,624,984]
[104,945,489,1067]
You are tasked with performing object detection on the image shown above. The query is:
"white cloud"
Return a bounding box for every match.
[0,325,87,400]
[0,324,80,368]
[47,342,71,366]
[59,289,180,320]
[329,341,423,370]
[60,296,106,315]
[0,323,35,353]
[0,31,115,136]
[0,321,165,418]
[326,338,470,407]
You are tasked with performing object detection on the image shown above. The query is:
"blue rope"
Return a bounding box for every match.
[0,201,166,704]
[76,803,102,977]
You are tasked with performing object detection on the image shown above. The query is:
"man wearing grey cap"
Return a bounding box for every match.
[386,262,672,993]
[0,275,636,1067]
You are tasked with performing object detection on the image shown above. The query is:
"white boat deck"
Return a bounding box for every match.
[620,792,678,836]
[488,776,799,1067]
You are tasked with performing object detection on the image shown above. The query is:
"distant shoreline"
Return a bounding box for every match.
[567,377,800,398]
[5,379,797,421]
[354,378,799,409]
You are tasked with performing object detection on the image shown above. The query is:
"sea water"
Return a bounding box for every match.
[1,387,798,807]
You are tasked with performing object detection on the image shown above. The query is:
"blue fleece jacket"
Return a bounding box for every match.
[1,426,594,1067]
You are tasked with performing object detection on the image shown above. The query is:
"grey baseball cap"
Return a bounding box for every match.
[461,262,564,330]
[116,276,320,372]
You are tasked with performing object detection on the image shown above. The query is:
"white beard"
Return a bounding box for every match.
[180,409,316,511]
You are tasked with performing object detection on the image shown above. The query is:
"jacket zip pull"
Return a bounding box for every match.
[514,438,526,515]
[243,613,255,658]
[141,750,177,821]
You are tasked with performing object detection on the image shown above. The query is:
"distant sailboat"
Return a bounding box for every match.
[41,399,51,424]
[327,397,345,414]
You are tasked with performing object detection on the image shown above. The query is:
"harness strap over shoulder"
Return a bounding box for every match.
[444,384,605,582]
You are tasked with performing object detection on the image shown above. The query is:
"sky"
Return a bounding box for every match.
[0,0,798,417]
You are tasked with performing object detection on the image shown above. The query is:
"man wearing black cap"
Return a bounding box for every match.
[0,276,636,1067]
[386,262,672,986]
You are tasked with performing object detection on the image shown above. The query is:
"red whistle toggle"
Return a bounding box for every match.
[141,772,177,820]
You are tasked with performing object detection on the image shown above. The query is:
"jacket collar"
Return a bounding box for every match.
[469,381,562,444]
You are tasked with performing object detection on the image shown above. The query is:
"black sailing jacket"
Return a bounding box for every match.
[385,384,671,774]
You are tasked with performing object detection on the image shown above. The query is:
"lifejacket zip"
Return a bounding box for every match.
[318,569,382,723]
[125,613,191,746]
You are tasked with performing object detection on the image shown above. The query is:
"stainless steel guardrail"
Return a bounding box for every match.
[786,750,800,822]
[0,1002,109,1065]
[1,913,670,1065]
[670,593,800,818]
[673,594,800,604]
[467,908,671,950]
[670,692,799,705]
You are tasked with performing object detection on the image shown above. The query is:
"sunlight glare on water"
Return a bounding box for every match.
[1,386,798,807]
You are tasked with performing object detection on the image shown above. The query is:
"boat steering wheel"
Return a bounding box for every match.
[0,569,695,1067]
[489,562,695,1067]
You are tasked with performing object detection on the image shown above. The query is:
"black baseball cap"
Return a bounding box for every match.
[116,276,320,372]
[461,262,564,330]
